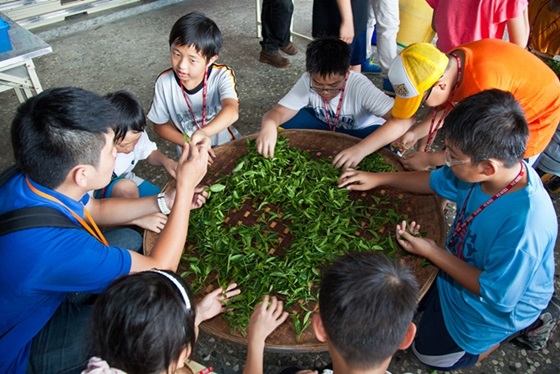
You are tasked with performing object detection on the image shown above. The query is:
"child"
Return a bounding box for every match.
[85,270,288,374]
[95,91,177,199]
[147,11,241,153]
[281,251,419,374]
[427,0,529,53]
[333,39,560,171]
[256,36,413,159]
[339,89,557,370]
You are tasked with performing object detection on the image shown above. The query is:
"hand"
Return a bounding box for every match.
[401,151,433,171]
[391,127,418,153]
[332,145,367,169]
[131,212,168,233]
[339,21,354,44]
[195,283,241,325]
[256,125,278,159]
[338,168,379,191]
[190,129,211,148]
[395,220,439,258]
[247,295,289,344]
[191,185,208,209]
[176,143,209,190]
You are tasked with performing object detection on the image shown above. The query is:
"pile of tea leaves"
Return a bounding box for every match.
[182,137,404,338]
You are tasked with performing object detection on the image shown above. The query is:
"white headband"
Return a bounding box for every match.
[150,269,191,310]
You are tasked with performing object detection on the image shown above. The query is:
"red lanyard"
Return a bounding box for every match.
[322,77,347,131]
[180,67,209,131]
[449,162,525,247]
[528,1,560,50]
[26,178,108,245]
[424,54,462,152]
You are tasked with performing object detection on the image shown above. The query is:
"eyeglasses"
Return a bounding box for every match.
[444,148,469,167]
[422,86,434,104]
[309,85,343,94]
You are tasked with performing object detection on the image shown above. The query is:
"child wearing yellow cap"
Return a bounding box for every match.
[333,39,560,171]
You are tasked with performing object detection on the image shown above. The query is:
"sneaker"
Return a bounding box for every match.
[280,42,298,56]
[514,296,560,350]
[383,78,395,96]
[259,50,291,68]
[362,58,382,74]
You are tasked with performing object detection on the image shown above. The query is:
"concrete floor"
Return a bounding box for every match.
[0,0,559,373]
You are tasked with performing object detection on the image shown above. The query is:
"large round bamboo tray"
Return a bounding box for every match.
[144,130,444,353]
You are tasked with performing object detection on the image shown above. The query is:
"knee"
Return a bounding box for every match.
[111,179,140,198]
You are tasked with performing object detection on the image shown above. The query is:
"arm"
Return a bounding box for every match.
[337,0,354,43]
[146,150,178,179]
[506,9,530,47]
[338,169,433,194]
[128,143,209,272]
[332,115,416,169]
[191,98,239,145]
[396,221,482,295]
[153,121,186,147]
[243,296,289,374]
[256,105,299,158]
[401,149,446,171]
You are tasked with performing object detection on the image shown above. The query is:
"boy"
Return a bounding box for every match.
[278,251,418,374]
[333,39,560,170]
[96,91,177,199]
[339,89,557,370]
[256,36,413,159]
[148,11,241,152]
[0,87,209,373]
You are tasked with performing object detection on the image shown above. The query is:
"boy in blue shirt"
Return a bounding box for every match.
[339,89,557,370]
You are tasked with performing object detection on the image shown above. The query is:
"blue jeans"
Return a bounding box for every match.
[280,108,381,139]
[26,228,142,374]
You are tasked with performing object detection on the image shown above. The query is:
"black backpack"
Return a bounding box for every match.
[0,166,78,236]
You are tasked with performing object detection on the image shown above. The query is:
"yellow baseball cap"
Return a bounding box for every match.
[388,43,449,119]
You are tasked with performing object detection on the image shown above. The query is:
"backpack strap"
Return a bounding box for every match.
[0,206,78,236]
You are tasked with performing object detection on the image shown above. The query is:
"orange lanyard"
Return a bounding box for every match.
[26,178,108,245]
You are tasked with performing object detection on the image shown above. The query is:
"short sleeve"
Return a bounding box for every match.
[134,132,158,161]
[278,74,311,110]
[147,76,171,125]
[429,167,460,202]
[216,66,239,102]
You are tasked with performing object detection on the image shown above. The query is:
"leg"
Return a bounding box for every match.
[261,0,293,51]
[109,178,140,198]
[137,180,161,198]
[336,124,382,139]
[104,228,143,253]
[370,0,399,77]
[279,108,329,130]
[27,298,93,374]
[349,30,367,72]
[412,282,480,370]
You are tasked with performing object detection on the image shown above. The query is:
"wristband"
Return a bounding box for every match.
[157,192,171,215]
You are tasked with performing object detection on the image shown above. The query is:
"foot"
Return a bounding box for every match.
[279,42,298,56]
[362,58,382,74]
[543,174,560,194]
[513,295,560,350]
[259,50,291,68]
[383,78,395,96]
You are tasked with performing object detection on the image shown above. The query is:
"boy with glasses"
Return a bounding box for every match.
[256,36,412,158]
[338,89,557,370]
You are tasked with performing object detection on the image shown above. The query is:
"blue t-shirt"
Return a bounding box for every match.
[430,164,557,354]
[0,173,132,373]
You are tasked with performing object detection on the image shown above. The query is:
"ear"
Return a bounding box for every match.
[175,345,191,369]
[480,159,499,177]
[207,55,218,66]
[312,313,328,342]
[398,322,417,350]
[71,165,90,188]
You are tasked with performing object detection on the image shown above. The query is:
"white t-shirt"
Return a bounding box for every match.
[147,64,241,148]
[278,71,394,130]
[114,131,157,185]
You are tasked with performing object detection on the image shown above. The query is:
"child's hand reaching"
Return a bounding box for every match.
[195,283,241,326]
[332,144,368,169]
[247,295,289,345]
[131,212,168,233]
[395,220,439,258]
[338,168,379,190]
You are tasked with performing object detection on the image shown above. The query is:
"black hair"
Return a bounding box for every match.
[168,11,223,59]
[319,252,418,370]
[441,89,529,168]
[306,37,351,77]
[10,87,116,189]
[105,91,146,143]
[92,270,197,374]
